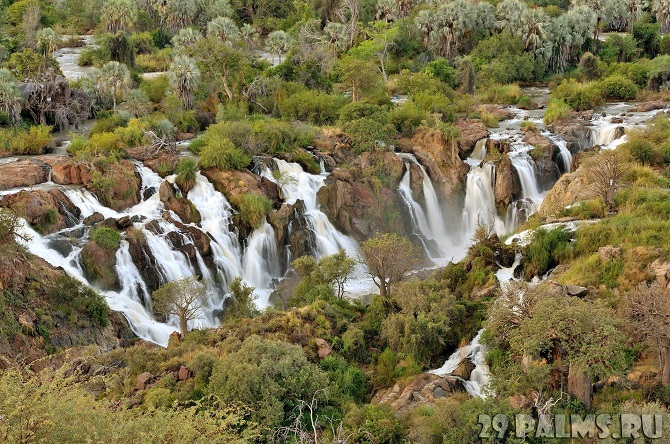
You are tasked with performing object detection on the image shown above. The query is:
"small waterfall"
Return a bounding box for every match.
[590,123,625,149]
[429,329,491,398]
[462,163,506,238]
[543,132,572,173]
[261,159,358,259]
[467,138,487,167]
[242,221,280,289]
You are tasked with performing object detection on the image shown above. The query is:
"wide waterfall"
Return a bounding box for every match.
[462,162,506,238]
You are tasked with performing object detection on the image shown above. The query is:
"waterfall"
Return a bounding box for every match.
[543,132,572,173]
[429,329,491,398]
[242,221,280,289]
[467,138,487,167]
[260,159,358,259]
[462,163,506,239]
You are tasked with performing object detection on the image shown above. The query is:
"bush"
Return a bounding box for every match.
[136,48,172,72]
[552,79,602,111]
[544,99,572,124]
[522,227,573,279]
[0,125,53,155]
[114,119,147,147]
[81,132,123,155]
[90,115,128,135]
[517,95,537,110]
[199,137,251,170]
[423,58,456,87]
[389,101,427,136]
[175,157,197,194]
[279,90,348,125]
[232,194,273,228]
[47,275,109,326]
[599,74,638,100]
[624,138,657,165]
[139,75,169,103]
[338,102,389,124]
[130,32,156,55]
[343,118,397,153]
[91,227,121,250]
[478,84,523,105]
[579,52,604,80]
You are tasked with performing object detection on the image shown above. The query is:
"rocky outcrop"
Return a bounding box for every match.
[398,128,470,202]
[494,157,521,207]
[455,119,488,156]
[203,168,280,207]
[632,101,666,112]
[538,168,590,217]
[126,228,162,294]
[159,181,200,224]
[38,155,92,185]
[125,147,180,177]
[452,359,476,380]
[81,242,119,290]
[372,373,465,415]
[315,338,332,359]
[650,259,670,288]
[314,128,354,164]
[0,159,50,190]
[1,189,80,234]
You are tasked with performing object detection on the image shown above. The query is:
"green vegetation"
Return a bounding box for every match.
[231,194,273,229]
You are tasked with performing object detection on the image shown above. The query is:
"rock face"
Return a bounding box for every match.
[81,242,119,290]
[158,181,200,224]
[494,157,521,207]
[39,155,92,185]
[0,159,50,190]
[126,228,162,295]
[451,359,476,380]
[650,259,670,288]
[1,189,80,234]
[202,168,280,207]
[538,168,590,217]
[398,128,470,202]
[632,101,666,112]
[568,366,593,408]
[372,373,465,415]
[455,118,489,156]
[315,338,332,359]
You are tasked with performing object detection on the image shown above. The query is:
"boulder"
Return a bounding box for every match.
[455,119,489,156]
[599,245,621,263]
[451,359,476,380]
[632,101,665,112]
[538,168,590,217]
[0,159,49,190]
[116,215,133,229]
[202,168,280,208]
[137,372,155,390]
[38,156,92,185]
[371,373,465,415]
[509,394,533,410]
[83,212,104,226]
[565,285,588,297]
[178,366,192,381]
[315,338,332,359]
[494,156,521,207]
[523,132,556,154]
[80,241,119,290]
[18,313,35,332]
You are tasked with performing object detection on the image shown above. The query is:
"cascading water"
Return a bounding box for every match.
[260,158,358,259]
[429,329,491,398]
[462,163,506,238]
[543,132,572,173]
[242,221,280,289]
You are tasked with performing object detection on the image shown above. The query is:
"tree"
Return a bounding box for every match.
[358,232,421,297]
[164,0,197,33]
[495,0,528,36]
[36,27,57,58]
[96,61,132,113]
[124,89,150,117]
[240,23,258,50]
[348,21,398,82]
[571,0,619,44]
[0,69,22,126]
[653,0,670,34]
[337,55,383,101]
[193,37,247,101]
[207,16,240,45]
[523,8,548,53]
[323,21,349,55]
[152,276,208,336]
[626,285,670,385]
[293,250,356,299]
[224,277,259,319]
[581,148,630,208]
[101,0,138,33]
[267,30,292,63]
[168,55,200,110]
[171,27,203,52]
[336,0,360,47]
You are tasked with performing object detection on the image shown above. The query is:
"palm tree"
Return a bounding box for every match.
[206,0,234,21]
[653,0,670,34]
[523,8,548,53]
[165,0,197,33]
[168,55,200,110]
[496,0,528,36]
[267,30,292,63]
[240,23,258,50]
[97,61,132,113]
[101,0,138,33]
[0,70,22,126]
[172,27,202,52]
[36,27,57,58]
[323,22,349,55]
[415,0,478,61]
[571,0,617,43]
[207,16,240,45]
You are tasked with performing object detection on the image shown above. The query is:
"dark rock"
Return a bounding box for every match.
[451,359,476,380]
[116,216,133,229]
[565,285,588,297]
[84,212,104,226]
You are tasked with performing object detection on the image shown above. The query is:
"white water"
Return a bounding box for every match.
[462,163,506,238]
[429,329,491,398]
[543,131,573,173]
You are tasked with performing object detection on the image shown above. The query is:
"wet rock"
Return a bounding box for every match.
[158,181,200,224]
[0,159,49,190]
[315,338,332,359]
[126,228,161,293]
[84,212,104,225]
[523,132,556,155]
[81,241,119,290]
[371,373,465,415]
[408,162,424,203]
[451,359,476,380]
[203,168,280,207]
[494,157,521,207]
[455,118,489,156]
[632,101,665,112]
[39,156,92,185]
[116,215,133,229]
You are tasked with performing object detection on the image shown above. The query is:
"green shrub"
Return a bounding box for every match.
[130,32,156,54]
[624,138,657,165]
[552,79,602,111]
[479,84,523,105]
[81,132,123,155]
[114,119,147,147]
[343,117,397,153]
[175,157,197,193]
[90,115,128,135]
[389,101,427,136]
[232,194,273,228]
[136,48,172,72]
[517,95,536,110]
[599,74,638,100]
[544,99,572,124]
[279,90,348,125]
[523,227,573,279]
[338,102,389,124]
[199,137,251,170]
[91,227,121,250]
[1,125,53,154]
[423,58,456,87]
[140,75,169,103]
[47,276,109,326]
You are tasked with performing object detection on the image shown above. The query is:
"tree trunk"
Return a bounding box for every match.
[179,316,188,337]
[379,278,387,297]
[222,73,234,101]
